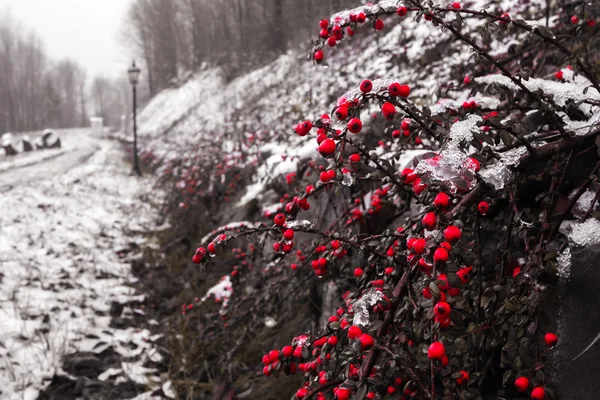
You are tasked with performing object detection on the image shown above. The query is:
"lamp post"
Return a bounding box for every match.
[128,60,142,176]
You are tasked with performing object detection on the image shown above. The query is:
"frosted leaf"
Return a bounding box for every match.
[557,248,571,279]
[414,115,481,192]
[286,220,314,230]
[330,1,399,26]
[568,218,600,247]
[353,290,384,327]
[478,147,527,190]
[569,189,597,219]
[342,170,355,186]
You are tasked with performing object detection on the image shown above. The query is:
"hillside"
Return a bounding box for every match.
[125,1,600,399]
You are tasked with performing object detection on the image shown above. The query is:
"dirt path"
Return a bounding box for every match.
[0,132,166,400]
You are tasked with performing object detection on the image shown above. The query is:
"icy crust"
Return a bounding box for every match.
[475,73,600,136]
[568,218,600,247]
[352,289,384,327]
[557,247,571,279]
[478,146,528,190]
[569,189,598,219]
[415,115,481,192]
[330,0,400,26]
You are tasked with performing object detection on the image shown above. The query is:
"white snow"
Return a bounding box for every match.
[568,218,600,247]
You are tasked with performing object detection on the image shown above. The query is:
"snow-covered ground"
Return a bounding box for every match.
[0,131,164,399]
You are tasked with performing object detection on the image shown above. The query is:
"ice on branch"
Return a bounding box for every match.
[353,289,384,327]
[415,115,481,192]
[475,73,600,136]
[429,96,501,115]
[285,220,315,230]
[330,1,399,26]
[200,221,257,244]
[340,78,398,102]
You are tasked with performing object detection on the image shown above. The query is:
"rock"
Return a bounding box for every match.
[22,136,34,152]
[552,243,600,398]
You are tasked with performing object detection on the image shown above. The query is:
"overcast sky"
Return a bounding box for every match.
[0,0,133,78]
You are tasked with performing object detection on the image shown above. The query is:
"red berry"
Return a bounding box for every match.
[359,333,374,349]
[366,393,376,400]
[398,84,410,97]
[296,388,308,399]
[318,139,336,156]
[263,365,271,376]
[356,12,366,23]
[348,325,362,339]
[397,6,407,17]
[354,267,364,277]
[262,354,270,365]
[413,177,427,195]
[544,332,558,347]
[283,229,294,241]
[274,213,286,226]
[360,79,373,93]
[269,349,280,362]
[207,242,216,254]
[319,19,329,29]
[434,192,450,208]
[401,168,417,183]
[387,386,396,394]
[434,247,449,263]
[515,376,529,392]
[387,82,400,97]
[588,19,596,27]
[452,2,461,9]
[456,370,469,385]
[381,102,396,120]
[464,157,480,172]
[347,118,363,133]
[327,36,337,47]
[314,50,324,63]
[373,19,384,30]
[422,212,437,230]
[335,105,349,120]
[335,388,351,400]
[531,387,545,400]
[192,253,203,264]
[571,15,579,24]
[436,314,451,328]
[295,120,313,136]
[500,13,510,24]
[412,238,427,255]
[424,12,433,21]
[319,28,329,39]
[477,201,489,215]
[282,346,293,358]
[443,225,461,242]
[441,354,449,366]
[434,301,451,316]
[428,341,445,360]
[349,153,361,163]
[328,336,338,346]
[555,70,564,80]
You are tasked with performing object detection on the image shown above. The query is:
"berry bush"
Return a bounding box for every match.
[146,1,600,399]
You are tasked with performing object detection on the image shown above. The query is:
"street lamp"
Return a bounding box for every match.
[128,60,142,176]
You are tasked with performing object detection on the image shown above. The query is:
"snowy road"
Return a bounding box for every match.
[0,131,163,399]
